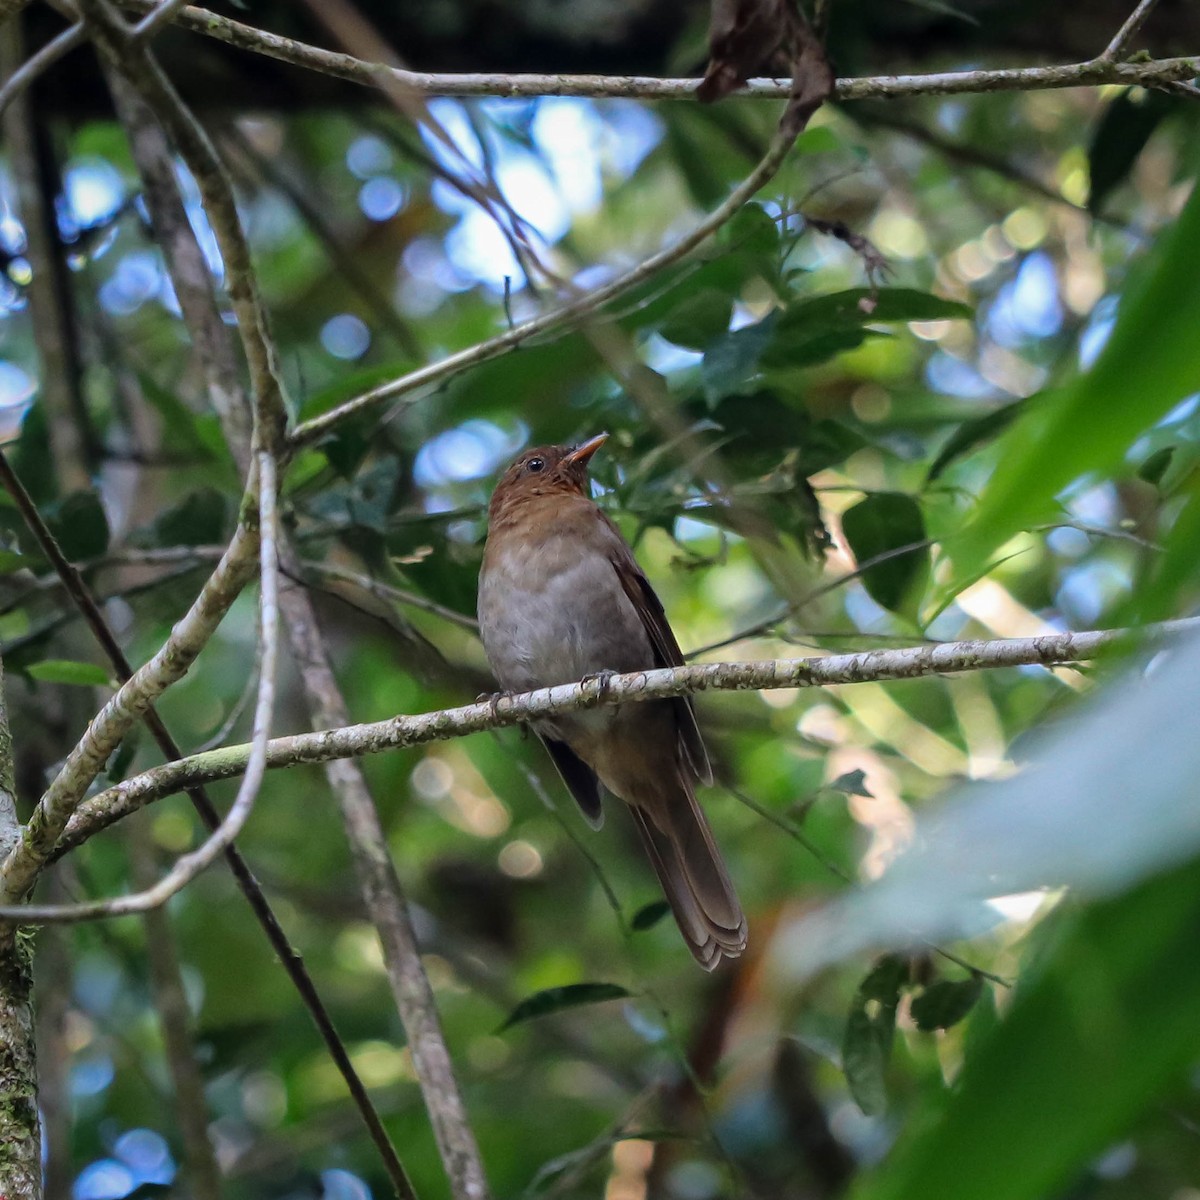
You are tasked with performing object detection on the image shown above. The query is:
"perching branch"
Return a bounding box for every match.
[52,620,1199,861]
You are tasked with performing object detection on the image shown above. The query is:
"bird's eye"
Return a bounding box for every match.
[526,457,545,473]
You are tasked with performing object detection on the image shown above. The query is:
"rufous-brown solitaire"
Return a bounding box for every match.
[477,434,747,969]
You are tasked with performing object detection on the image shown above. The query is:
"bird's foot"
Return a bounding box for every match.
[581,669,618,701]
[476,690,508,721]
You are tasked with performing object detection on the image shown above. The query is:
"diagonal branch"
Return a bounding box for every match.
[0,516,261,904]
[54,620,1200,856]
[291,111,799,446]
[277,555,493,1200]
[1102,0,1163,60]
[0,449,279,924]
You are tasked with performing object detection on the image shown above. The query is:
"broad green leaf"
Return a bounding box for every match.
[497,982,631,1033]
[776,630,1200,981]
[659,289,733,350]
[852,860,1200,1200]
[842,955,907,1115]
[0,549,28,574]
[700,314,778,403]
[27,659,111,687]
[48,491,109,561]
[840,493,929,617]
[717,201,780,255]
[779,288,972,330]
[630,900,671,931]
[909,975,984,1032]
[952,178,1200,583]
[926,402,1022,482]
[1088,88,1178,215]
[144,488,229,548]
[793,125,842,156]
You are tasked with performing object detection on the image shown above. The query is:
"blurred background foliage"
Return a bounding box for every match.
[1,1,1200,1198]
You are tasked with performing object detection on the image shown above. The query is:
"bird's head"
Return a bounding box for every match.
[488,433,608,519]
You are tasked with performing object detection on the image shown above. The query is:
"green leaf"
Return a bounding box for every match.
[27,659,112,687]
[1137,445,1174,488]
[926,403,1022,482]
[497,982,631,1033]
[793,125,842,156]
[827,769,873,797]
[631,900,671,931]
[842,955,907,1115]
[718,202,780,255]
[1088,88,1177,215]
[910,975,985,1032]
[659,289,734,350]
[700,314,778,403]
[143,489,229,548]
[47,492,109,561]
[780,288,972,331]
[840,493,929,617]
[852,860,1200,1200]
[0,549,28,574]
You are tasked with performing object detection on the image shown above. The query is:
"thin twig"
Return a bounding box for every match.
[687,537,937,659]
[305,560,479,631]
[0,21,85,118]
[55,619,1200,852]
[1102,0,1164,60]
[130,0,190,39]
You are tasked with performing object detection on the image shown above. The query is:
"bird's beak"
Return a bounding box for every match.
[564,433,609,468]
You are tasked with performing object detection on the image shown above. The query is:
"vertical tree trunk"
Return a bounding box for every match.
[0,651,40,1198]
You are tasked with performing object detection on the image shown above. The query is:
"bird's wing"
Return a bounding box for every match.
[609,551,713,786]
[540,735,605,829]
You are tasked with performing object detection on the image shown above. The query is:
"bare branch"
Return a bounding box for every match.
[1102,0,1163,61]
[128,826,222,1200]
[111,0,1200,101]
[277,558,492,1200]
[55,620,1199,855]
[79,0,287,455]
[0,21,86,118]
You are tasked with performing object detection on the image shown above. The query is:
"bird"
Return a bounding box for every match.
[477,433,747,969]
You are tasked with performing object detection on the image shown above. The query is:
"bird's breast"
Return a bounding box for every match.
[478,529,654,694]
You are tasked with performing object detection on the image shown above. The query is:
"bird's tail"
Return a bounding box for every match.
[630,785,747,971]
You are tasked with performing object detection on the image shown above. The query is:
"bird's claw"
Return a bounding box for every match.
[476,690,507,720]
[581,669,617,701]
